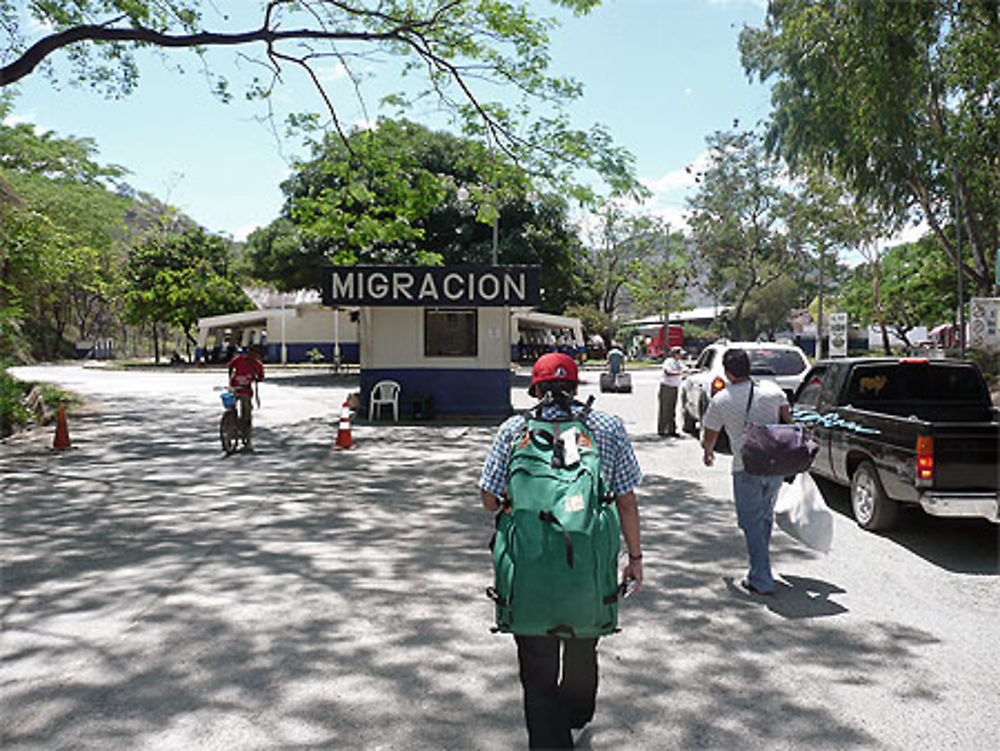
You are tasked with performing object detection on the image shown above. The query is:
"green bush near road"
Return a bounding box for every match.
[0,360,30,438]
[0,361,79,438]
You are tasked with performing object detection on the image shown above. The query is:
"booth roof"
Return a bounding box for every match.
[244,287,322,309]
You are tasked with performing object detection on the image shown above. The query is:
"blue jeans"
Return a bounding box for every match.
[732,471,783,592]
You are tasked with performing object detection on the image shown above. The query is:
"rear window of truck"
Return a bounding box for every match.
[845,363,987,405]
[747,349,807,376]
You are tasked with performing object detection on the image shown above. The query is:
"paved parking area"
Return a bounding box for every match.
[2,366,998,750]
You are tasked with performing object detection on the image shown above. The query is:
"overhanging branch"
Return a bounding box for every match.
[0,23,408,86]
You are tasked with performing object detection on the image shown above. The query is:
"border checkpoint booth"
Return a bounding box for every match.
[322,265,541,418]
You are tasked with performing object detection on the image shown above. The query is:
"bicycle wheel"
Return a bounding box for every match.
[220,410,239,454]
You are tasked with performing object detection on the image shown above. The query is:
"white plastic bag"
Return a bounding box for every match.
[774,473,833,553]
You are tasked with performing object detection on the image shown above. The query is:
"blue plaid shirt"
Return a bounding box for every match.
[479,403,642,499]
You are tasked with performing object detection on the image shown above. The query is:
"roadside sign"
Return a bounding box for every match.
[969,297,1000,352]
[829,312,848,357]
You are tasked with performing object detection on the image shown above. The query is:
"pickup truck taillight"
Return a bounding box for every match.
[916,435,934,483]
[710,377,726,396]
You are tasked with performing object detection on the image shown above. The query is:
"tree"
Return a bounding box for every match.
[686,130,795,340]
[571,204,683,345]
[839,235,962,351]
[741,0,1000,295]
[123,228,250,362]
[0,94,136,359]
[783,168,890,357]
[1,1,642,201]
[742,277,803,341]
[247,118,585,309]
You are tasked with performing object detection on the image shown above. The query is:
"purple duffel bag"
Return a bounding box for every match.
[741,423,819,477]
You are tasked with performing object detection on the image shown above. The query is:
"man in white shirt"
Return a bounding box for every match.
[658,346,686,437]
[701,348,791,594]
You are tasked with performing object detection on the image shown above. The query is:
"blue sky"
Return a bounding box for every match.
[7,0,774,241]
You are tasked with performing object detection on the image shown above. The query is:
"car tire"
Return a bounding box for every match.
[682,402,697,434]
[850,460,899,531]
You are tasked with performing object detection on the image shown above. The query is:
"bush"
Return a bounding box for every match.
[966,349,1000,388]
[0,360,30,437]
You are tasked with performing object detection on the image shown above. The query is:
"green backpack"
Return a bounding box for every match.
[488,400,623,638]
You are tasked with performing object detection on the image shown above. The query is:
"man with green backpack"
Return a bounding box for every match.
[479,352,643,749]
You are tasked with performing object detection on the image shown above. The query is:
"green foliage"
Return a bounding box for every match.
[965,349,1000,398]
[687,130,796,339]
[306,347,326,364]
[123,228,251,353]
[0,359,28,436]
[836,234,966,348]
[3,1,642,202]
[248,119,584,310]
[0,97,140,360]
[742,277,804,339]
[741,0,999,294]
[568,205,689,345]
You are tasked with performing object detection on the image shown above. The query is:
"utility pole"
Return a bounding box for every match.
[954,170,966,358]
[817,243,825,360]
[488,129,499,266]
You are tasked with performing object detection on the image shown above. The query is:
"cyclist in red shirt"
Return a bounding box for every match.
[228,345,265,447]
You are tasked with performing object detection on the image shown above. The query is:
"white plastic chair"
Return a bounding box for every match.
[369,379,401,422]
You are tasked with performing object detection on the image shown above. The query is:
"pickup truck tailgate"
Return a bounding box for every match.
[932,423,1000,491]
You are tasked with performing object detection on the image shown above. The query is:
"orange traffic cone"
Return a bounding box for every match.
[53,403,71,450]
[334,400,353,450]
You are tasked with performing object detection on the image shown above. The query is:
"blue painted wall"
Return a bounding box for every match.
[265,342,360,364]
[361,368,512,418]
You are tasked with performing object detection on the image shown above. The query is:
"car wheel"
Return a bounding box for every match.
[682,403,697,434]
[850,460,899,531]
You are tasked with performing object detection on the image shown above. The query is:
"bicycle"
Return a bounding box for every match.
[219,388,249,454]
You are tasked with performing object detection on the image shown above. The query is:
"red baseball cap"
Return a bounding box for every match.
[529,353,579,396]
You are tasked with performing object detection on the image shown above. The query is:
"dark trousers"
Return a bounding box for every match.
[658,383,678,435]
[515,635,599,749]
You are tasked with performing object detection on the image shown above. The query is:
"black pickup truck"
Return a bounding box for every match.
[792,357,1000,530]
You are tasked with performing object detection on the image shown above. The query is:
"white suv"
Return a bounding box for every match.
[680,341,811,434]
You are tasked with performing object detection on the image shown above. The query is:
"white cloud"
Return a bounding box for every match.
[642,150,712,194]
[883,220,930,248]
[316,62,350,83]
[708,0,768,8]
[230,221,267,242]
[2,113,35,127]
[684,87,694,96]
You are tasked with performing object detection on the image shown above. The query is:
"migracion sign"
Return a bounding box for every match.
[322,266,541,307]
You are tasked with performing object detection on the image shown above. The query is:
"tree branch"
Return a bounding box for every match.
[1,22,410,86]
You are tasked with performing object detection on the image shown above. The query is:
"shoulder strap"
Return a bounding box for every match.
[530,393,594,423]
[743,380,755,426]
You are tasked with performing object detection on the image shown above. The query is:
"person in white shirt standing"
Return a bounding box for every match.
[657,346,686,437]
[701,348,791,594]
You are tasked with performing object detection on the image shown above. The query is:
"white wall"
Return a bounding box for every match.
[269,307,358,344]
[362,306,510,369]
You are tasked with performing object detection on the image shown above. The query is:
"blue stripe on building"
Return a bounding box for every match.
[361,368,511,418]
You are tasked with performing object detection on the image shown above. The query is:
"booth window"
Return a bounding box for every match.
[425,309,477,357]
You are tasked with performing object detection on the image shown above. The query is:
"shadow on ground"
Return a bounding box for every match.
[812,476,999,575]
[0,396,957,750]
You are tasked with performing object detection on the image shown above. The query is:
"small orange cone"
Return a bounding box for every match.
[53,403,71,450]
[334,400,353,450]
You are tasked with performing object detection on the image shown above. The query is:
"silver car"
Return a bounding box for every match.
[680,341,811,435]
